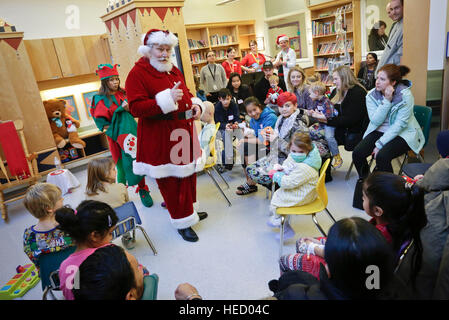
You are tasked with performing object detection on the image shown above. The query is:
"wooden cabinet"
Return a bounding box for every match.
[24,39,62,81]
[24,35,112,81]
[53,36,91,77]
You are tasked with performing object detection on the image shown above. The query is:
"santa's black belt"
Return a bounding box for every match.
[150,109,193,121]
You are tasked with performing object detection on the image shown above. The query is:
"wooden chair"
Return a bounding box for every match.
[276,159,336,257]
[0,120,41,221]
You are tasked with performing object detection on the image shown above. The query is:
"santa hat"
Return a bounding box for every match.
[138,29,179,57]
[276,34,289,45]
[96,64,119,80]
[277,91,297,107]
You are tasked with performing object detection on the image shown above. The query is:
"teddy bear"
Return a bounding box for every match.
[43,99,86,149]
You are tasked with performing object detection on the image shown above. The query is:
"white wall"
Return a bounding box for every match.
[428,0,448,70]
[0,0,107,40]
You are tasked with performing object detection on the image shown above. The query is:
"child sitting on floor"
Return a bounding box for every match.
[85,157,134,249]
[267,132,322,240]
[56,200,151,300]
[23,183,74,270]
[265,74,284,115]
[307,81,342,168]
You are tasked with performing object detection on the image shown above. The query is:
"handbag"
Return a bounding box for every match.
[352,178,364,210]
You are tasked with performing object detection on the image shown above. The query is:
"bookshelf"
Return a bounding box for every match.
[309,0,361,87]
[186,21,256,78]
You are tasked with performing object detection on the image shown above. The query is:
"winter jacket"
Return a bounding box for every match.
[397,159,449,299]
[364,80,425,154]
[249,106,278,140]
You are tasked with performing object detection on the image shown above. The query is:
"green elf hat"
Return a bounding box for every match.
[96,63,120,80]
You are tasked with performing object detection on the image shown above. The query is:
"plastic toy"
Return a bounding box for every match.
[260,127,273,146]
[0,264,40,300]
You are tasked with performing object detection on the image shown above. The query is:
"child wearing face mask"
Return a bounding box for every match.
[267,132,322,240]
[265,75,284,116]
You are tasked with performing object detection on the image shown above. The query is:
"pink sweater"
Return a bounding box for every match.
[59,244,113,300]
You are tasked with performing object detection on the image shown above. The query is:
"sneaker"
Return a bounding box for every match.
[121,234,136,250]
[275,223,295,241]
[333,154,343,169]
[266,214,282,228]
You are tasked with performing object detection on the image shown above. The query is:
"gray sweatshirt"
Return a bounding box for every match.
[376,18,403,73]
[200,63,227,94]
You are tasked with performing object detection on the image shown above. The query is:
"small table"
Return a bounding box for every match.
[46,169,80,195]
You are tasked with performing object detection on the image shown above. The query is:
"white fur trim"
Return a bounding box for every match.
[155,88,178,114]
[191,97,204,113]
[144,31,178,47]
[193,202,200,211]
[133,155,205,179]
[170,210,199,229]
[138,45,151,58]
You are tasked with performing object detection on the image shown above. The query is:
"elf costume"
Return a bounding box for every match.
[90,64,153,207]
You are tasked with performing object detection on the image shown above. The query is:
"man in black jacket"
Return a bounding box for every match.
[254,61,287,105]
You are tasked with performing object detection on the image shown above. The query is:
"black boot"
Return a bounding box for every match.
[178,227,199,242]
[198,212,208,221]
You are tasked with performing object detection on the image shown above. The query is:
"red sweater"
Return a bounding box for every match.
[222,60,242,78]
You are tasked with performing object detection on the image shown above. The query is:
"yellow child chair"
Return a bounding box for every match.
[276,159,336,257]
[203,122,232,206]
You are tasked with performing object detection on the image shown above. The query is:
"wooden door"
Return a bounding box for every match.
[82,35,112,74]
[53,36,91,77]
[24,39,62,81]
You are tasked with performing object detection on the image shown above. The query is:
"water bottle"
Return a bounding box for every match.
[54,156,62,169]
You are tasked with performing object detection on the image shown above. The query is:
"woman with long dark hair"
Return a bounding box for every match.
[368,20,389,51]
[90,64,153,207]
[358,52,378,91]
[226,72,252,117]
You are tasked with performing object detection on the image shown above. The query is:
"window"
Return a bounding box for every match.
[361,0,393,59]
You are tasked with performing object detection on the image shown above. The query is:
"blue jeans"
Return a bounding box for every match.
[324,125,339,156]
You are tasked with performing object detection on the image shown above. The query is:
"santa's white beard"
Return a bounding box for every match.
[150,57,173,73]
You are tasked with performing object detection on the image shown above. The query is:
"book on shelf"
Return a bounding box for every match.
[190,52,206,64]
[209,34,235,46]
[188,39,208,49]
[312,21,336,37]
[316,40,353,55]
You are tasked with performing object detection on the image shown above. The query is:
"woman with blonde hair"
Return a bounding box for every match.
[314,65,368,152]
[287,66,309,109]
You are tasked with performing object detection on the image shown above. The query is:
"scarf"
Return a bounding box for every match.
[275,109,300,139]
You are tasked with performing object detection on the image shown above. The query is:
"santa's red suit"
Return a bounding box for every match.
[126,56,204,230]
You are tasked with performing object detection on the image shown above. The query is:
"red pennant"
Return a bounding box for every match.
[153,7,168,21]
[112,16,120,30]
[129,10,137,25]
[105,20,112,33]
[176,7,181,15]
[139,8,146,16]
[3,38,22,51]
[169,7,175,14]
[120,13,128,27]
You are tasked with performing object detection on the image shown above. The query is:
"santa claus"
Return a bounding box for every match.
[126,29,207,242]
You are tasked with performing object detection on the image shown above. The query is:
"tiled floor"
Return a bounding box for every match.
[0,118,441,300]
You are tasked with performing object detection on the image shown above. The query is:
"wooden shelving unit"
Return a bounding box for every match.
[309,0,361,87]
[185,20,256,78]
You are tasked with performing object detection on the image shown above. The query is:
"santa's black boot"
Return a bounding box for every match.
[178,227,199,242]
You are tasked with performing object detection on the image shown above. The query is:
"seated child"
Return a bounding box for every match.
[57,200,151,300]
[235,97,278,195]
[307,81,342,168]
[23,183,74,270]
[265,74,284,115]
[214,88,242,171]
[279,171,427,285]
[267,132,322,240]
[85,157,133,249]
[198,100,216,166]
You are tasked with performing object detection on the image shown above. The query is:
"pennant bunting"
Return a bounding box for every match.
[105,20,112,33]
[153,7,168,22]
[129,9,137,25]
[2,38,22,51]
[112,16,120,30]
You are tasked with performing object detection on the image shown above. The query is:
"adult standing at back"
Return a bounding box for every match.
[376,0,404,73]
[368,21,389,51]
[240,40,266,73]
[273,35,297,92]
[200,50,227,104]
[222,47,242,79]
[313,66,368,152]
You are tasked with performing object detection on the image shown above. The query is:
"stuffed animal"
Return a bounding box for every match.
[43,99,86,149]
